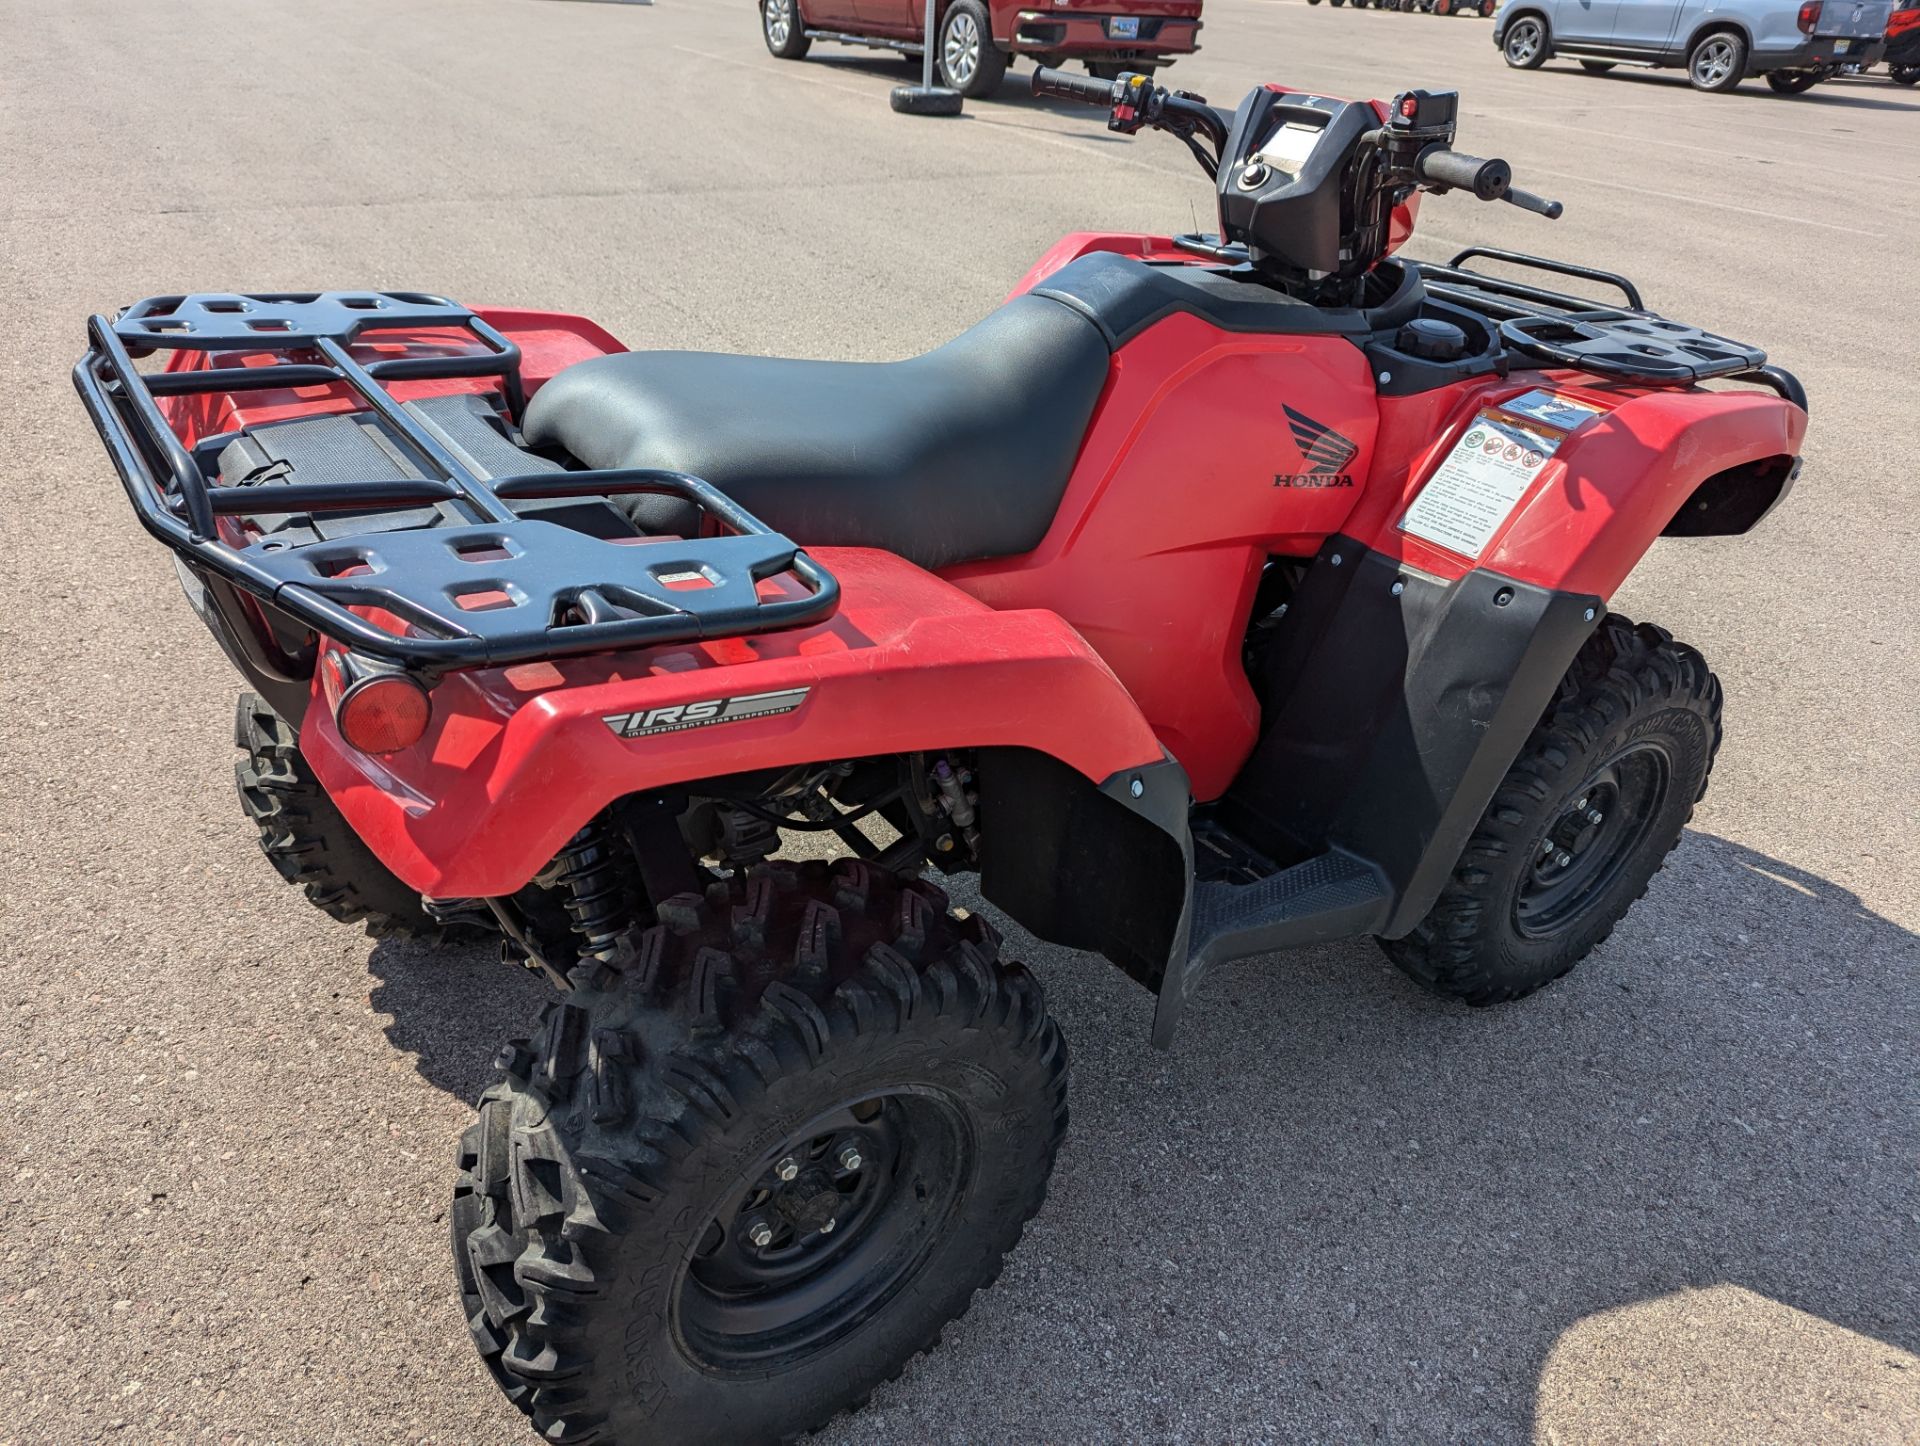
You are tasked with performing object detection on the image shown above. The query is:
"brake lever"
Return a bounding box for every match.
[1503,186,1564,220]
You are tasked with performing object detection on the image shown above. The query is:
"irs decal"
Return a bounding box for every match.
[603,687,810,740]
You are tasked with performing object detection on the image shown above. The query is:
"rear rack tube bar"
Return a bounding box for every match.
[312,337,516,525]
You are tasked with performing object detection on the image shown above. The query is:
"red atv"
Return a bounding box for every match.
[77,69,1805,1445]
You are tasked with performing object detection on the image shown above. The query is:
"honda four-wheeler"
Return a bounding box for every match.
[77,67,1805,1445]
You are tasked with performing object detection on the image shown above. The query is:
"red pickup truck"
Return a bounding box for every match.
[759,0,1205,96]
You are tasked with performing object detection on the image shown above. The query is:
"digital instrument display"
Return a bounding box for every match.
[1254,120,1323,176]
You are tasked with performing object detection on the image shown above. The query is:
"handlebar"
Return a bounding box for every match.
[1414,144,1563,219]
[1032,66,1118,106]
[1031,65,1229,154]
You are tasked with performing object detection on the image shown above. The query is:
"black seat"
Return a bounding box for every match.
[520,293,1111,571]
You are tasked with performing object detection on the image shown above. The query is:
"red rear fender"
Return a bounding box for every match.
[301,547,1164,899]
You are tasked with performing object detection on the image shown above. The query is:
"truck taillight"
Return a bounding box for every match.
[1797,1,1822,32]
[323,650,432,754]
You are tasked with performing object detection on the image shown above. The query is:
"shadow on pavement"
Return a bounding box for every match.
[1571,66,1920,109]
[361,829,1915,1436]
[1042,829,1916,1436]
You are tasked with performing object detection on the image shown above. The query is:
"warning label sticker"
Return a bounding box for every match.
[1496,388,1602,433]
[1400,412,1563,559]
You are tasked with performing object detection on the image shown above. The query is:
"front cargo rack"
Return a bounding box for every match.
[74,291,839,669]
[1419,247,1805,404]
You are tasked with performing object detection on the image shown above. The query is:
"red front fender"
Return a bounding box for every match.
[301,547,1164,898]
[1481,385,1806,597]
[1349,375,1807,596]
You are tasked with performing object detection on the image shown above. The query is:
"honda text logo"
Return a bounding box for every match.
[1275,405,1359,488]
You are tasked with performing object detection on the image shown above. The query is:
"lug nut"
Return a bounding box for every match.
[774,1156,799,1182]
[1541,839,1556,857]
[837,1142,863,1171]
[746,1216,774,1248]
[1586,808,1604,825]
[819,1217,836,1235]
[1574,797,1589,811]
[1554,851,1573,869]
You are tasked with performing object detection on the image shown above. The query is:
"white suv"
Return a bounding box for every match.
[1493,0,1891,91]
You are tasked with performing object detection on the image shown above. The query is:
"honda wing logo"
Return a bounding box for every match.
[603,687,810,740]
[1277,405,1358,487]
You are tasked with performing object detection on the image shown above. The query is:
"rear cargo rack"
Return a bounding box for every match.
[1419,247,1802,402]
[74,292,838,669]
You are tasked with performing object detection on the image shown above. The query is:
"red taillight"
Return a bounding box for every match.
[1797,1,1822,33]
[336,672,432,754]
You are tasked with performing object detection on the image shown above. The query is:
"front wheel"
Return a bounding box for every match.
[936,0,1009,96]
[1688,29,1747,91]
[1379,615,1722,1005]
[761,0,810,58]
[1766,67,1824,92]
[453,860,1069,1446]
[1503,15,1549,66]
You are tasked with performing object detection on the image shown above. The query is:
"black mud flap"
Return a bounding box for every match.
[976,540,1599,1047]
[975,749,1193,1000]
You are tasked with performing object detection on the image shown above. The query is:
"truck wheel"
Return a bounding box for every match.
[1687,29,1747,91]
[234,693,446,937]
[1892,64,1920,84]
[1765,68,1823,91]
[1379,615,1721,1006]
[761,0,811,58]
[1503,15,1549,66]
[936,0,1009,96]
[453,860,1069,1446]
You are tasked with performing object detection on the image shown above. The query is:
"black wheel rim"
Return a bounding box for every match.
[673,1090,972,1373]
[1514,742,1672,939]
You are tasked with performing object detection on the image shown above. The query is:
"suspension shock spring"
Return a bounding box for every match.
[550,814,642,960]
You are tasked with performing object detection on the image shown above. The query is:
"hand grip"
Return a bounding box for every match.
[1503,186,1565,219]
[1031,66,1118,105]
[1415,145,1512,201]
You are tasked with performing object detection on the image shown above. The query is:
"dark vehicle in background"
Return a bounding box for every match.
[759,0,1203,96]
[1494,0,1891,91]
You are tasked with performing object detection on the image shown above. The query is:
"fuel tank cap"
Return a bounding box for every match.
[1397,317,1470,361]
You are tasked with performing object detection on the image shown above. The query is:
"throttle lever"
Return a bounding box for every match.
[1503,186,1564,220]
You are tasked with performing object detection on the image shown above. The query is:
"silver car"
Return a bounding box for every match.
[1493,0,1892,91]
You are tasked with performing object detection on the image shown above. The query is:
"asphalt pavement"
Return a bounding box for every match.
[1,0,1916,1441]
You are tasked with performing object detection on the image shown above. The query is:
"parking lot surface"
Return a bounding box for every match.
[2,0,1916,1441]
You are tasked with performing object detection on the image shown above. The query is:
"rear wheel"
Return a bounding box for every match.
[1892,64,1920,84]
[453,861,1069,1446]
[1504,15,1549,66]
[761,0,811,58]
[1379,615,1722,1005]
[233,693,448,937]
[1766,67,1823,91]
[936,0,1008,96]
[1688,29,1747,90]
